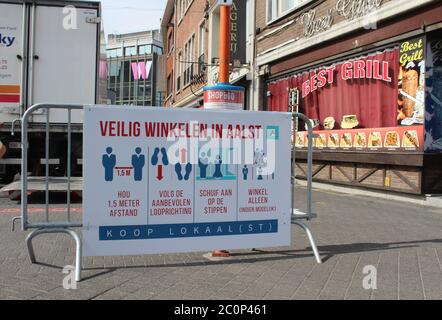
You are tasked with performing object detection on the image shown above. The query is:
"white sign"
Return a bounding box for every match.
[83,105,291,256]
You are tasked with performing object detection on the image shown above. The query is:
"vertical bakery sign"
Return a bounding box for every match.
[230,0,246,65]
[0,3,22,108]
[398,37,425,126]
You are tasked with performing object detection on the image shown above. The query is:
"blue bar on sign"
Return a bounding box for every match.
[99,220,278,241]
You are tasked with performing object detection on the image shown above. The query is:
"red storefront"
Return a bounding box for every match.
[262,3,442,194]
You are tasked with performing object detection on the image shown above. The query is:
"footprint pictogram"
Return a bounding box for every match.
[160,148,169,165]
[175,163,183,181]
[151,148,160,165]
[184,163,192,181]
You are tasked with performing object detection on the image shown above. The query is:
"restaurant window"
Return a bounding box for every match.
[425,31,442,152]
[268,41,426,152]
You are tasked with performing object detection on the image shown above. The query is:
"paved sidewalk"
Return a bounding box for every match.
[0,187,441,300]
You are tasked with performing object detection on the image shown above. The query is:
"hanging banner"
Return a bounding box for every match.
[398,37,425,126]
[83,105,291,256]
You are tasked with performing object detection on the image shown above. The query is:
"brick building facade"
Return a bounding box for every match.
[161,0,256,109]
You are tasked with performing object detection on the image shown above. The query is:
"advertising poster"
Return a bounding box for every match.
[295,125,424,152]
[397,37,425,126]
[0,3,22,108]
[425,32,442,152]
[83,106,291,256]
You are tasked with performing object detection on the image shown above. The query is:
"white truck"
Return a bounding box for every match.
[0,0,106,184]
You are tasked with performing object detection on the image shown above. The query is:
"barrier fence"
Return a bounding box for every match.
[12,103,321,282]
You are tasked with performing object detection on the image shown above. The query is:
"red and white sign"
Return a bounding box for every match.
[204,89,244,110]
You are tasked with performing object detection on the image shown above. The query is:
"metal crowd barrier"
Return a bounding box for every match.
[291,112,321,264]
[13,103,84,281]
[11,104,321,283]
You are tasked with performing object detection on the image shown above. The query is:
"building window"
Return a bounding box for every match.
[139,45,152,55]
[180,0,185,20]
[107,48,123,58]
[124,46,137,56]
[153,45,163,55]
[167,73,173,97]
[198,22,205,73]
[198,22,205,74]
[179,0,193,20]
[168,31,174,54]
[183,35,195,86]
[266,0,312,23]
[177,51,182,91]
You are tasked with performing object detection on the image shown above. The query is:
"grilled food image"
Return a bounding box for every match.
[340,133,352,147]
[385,131,400,148]
[296,133,305,147]
[402,130,419,148]
[323,117,335,130]
[315,134,326,148]
[353,132,367,148]
[368,132,382,148]
[341,115,359,129]
[402,69,419,118]
[328,134,339,147]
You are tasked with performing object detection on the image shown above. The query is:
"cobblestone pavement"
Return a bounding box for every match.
[0,187,441,300]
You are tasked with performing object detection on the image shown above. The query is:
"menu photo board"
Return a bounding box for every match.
[295,125,424,152]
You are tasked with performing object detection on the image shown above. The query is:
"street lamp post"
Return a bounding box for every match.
[203,0,244,111]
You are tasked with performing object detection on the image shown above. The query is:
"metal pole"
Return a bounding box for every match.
[292,112,313,215]
[292,221,322,264]
[219,5,231,84]
[21,109,28,231]
[67,110,71,222]
[45,109,49,222]
[25,228,83,281]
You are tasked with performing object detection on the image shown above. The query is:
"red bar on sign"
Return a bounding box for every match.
[204,90,242,104]
[0,94,20,103]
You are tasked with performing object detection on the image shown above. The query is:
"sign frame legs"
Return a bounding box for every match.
[26,228,82,282]
[292,112,322,264]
